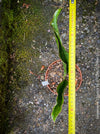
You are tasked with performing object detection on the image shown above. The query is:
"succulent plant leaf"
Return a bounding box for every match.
[51,8,69,73]
[50,8,62,35]
[51,8,69,122]
[51,79,68,122]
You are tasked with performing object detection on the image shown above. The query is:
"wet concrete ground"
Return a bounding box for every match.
[7,0,100,134]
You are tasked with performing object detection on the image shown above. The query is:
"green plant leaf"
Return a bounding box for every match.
[51,79,68,122]
[50,8,62,35]
[63,61,67,77]
[51,8,69,73]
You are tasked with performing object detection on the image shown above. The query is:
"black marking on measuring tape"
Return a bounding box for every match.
[71,0,74,3]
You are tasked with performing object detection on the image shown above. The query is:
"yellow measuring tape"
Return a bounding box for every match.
[68,0,76,134]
